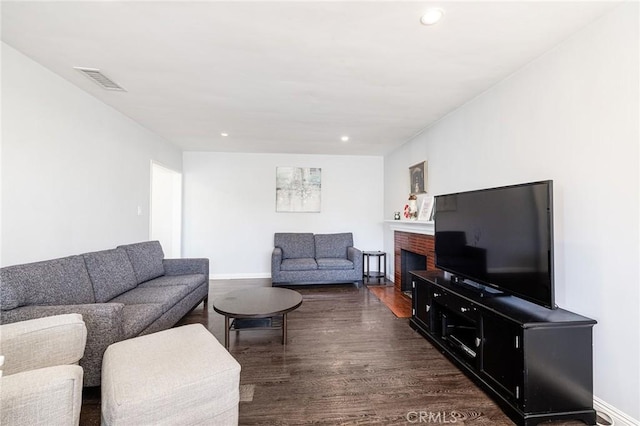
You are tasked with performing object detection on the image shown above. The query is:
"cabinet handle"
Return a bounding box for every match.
[434,293,441,297]
[515,336,520,349]
[475,337,481,347]
[426,305,430,312]
[461,307,469,313]
[412,281,416,288]
[515,386,520,399]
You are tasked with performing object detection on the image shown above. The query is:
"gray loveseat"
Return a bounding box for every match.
[0,241,208,387]
[271,232,363,286]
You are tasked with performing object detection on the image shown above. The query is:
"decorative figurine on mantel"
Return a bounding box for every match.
[404,194,418,220]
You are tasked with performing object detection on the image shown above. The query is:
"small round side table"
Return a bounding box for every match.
[363,251,387,284]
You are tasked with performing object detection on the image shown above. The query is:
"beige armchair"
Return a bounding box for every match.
[0,314,87,426]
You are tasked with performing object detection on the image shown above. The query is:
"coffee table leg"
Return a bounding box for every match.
[282,313,287,345]
[224,316,230,349]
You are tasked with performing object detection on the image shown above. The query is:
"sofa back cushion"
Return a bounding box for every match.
[118,241,165,284]
[274,233,315,259]
[315,233,354,259]
[83,248,138,302]
[0,256,95,311]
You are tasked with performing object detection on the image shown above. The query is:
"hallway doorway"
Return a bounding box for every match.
[150,161,182,257]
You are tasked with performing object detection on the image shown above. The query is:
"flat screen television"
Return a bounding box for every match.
[434,180,555,309]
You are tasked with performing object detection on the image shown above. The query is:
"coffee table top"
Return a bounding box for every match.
[213,287,303,319]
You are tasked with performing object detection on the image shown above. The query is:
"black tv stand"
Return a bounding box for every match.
[410,270,597,426]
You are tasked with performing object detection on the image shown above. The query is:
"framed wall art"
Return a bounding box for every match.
[275,167,321,212]
[409,161,427,194]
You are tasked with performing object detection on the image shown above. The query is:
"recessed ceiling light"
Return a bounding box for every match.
[341,136,349,142]
[221,132,229,137]
[420,8,445,26]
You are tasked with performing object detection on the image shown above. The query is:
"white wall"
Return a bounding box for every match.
[384,3,639,421]
[1,43,183,266]
[183,152,384,278]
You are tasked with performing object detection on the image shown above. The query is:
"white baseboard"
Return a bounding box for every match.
[594,396,639,426]
[210,272,271,280]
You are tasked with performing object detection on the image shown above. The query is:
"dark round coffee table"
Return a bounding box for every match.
[213,287,303,349]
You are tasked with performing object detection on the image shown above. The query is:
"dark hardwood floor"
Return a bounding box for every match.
[81,279,588,425]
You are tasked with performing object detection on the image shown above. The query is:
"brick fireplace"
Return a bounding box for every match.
[394,231,436,292]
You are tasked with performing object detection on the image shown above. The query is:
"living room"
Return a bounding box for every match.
[1,1,638,426]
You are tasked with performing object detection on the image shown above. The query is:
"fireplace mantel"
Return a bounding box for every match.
[385,220,434,236]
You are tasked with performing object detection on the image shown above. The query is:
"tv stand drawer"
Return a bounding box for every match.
[433,289,478,322]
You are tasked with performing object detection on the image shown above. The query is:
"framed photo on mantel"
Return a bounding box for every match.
[418,196,434,221]
[409,161,427,195]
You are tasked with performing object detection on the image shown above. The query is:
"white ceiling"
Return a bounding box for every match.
[1,1,620,156]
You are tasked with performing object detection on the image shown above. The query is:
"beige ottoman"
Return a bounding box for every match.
[101,324,241,426]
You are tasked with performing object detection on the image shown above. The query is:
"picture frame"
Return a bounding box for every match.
[275,167,322,212]
[418,196,434,221]
[409,161,427,194]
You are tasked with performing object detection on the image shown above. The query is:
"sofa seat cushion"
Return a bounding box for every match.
[84,248,138,303]
[138,274,206,293]
[109,286,190,313]
[119,241,165,284]
[316,258,355,270]
[121,304,165,338]
[315,233,353,259]
[274,233,315,259]
[280,258,318,271]
[0,256,95,311]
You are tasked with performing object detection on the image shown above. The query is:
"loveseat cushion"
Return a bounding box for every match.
[280,258,318,271]
[274,233,315,259]
[315,233,353,259]
[119,241,165,284]
[316,258,355,270]
[0,256,95,311]
[84,248,138,303]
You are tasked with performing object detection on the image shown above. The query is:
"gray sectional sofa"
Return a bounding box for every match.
[0,241,209,386]
[271,232,363,286]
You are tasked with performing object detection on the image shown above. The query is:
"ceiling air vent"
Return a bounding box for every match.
[73,67,126,91]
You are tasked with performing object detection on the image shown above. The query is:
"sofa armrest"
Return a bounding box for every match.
[163,258,209,280]
[0,314,87,376]
[348,247,363,274]
[1,365,83,426]
[1,304,125,386]
[1,304,125,344]
[271,247,283,272]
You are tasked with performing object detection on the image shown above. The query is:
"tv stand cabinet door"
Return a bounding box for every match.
[412,278,433,331]
[522,325,595,415]
[480,313,523,408]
